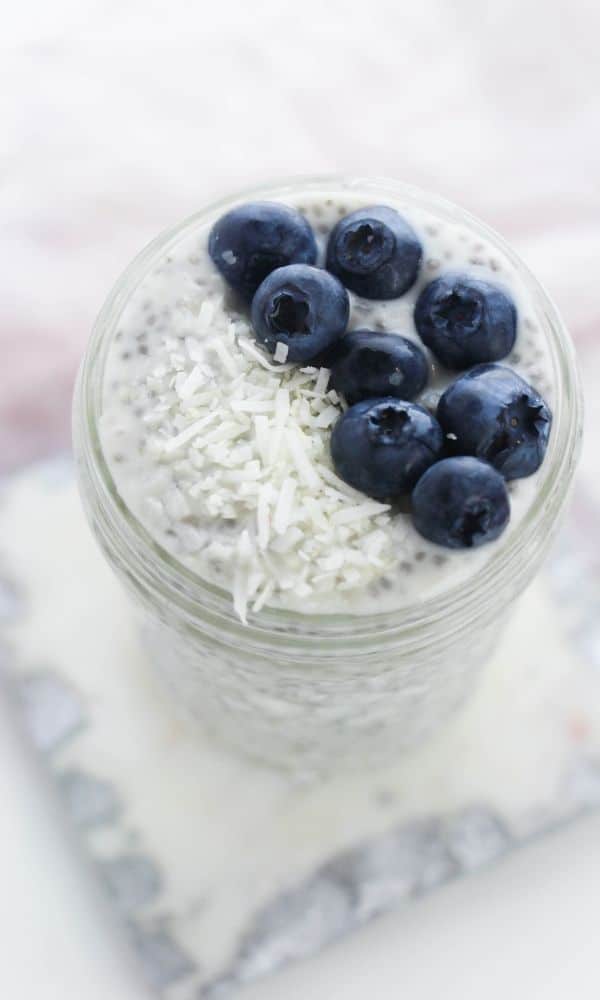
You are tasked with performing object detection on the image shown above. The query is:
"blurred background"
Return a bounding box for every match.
[2,1,600,997]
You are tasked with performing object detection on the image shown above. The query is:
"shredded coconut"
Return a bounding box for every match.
[315,367,331,396]
[238,336,295,373]
[274,341,289,364]
[163,412,219,454]
[273,477,297,535]
[102,290,406,619]
[113,223,506,623]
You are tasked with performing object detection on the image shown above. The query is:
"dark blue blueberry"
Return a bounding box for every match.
[330,398,444,500]
[437,364,552,480]
[251,264,349,364]
[412,457,510,549]
[327,329,429,405]
[326,205,422,300]
[414,273,517,370]
[208,202,317,303]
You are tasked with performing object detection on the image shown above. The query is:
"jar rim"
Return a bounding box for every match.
[74,174,583,650]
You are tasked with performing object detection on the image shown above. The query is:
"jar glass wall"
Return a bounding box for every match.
[73,177,583,774]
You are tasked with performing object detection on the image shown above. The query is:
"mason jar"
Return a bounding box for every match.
[73,176,583,775]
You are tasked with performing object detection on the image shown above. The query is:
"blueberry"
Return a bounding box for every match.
[412,457,510,549]
[330,398,444,500]
[326,329,429,405]
[208,202,317,302]
[437,364,552,480]
[414,273,517,369]
[251,264,349,364]
[326,205,422,300]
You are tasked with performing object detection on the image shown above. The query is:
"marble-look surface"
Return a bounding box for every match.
[2,452,600,997]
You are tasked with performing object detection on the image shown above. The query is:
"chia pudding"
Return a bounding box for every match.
[99,183,554,622]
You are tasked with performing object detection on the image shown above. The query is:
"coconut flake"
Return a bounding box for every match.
[185,337,204,362]
[176,523,206,553]
[142,496,168,529]
[318,551,345,572]
[203,421,247,445]
[177,364,207,400]
[331,501,391,525]
[286,428,321,490]
[257,483,273,550]
[270,526,304,554]
[302,496,329,530]
[165,486,191,519]
[223,461,262,483]
[163,412,218,454]
[252,579,274,613]
[269,388,290,465]
[209,336,240,377]
[253,415,271,465]
[315,463,369,501]
[231,398,275,413]
[313,404,341,429]
[273,341,289,364]
[237,337,294,373]
[273,477,297,535]
[314,367,331,395]
[237,529,253,562]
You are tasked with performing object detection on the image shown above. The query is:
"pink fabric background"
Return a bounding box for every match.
[3,0,599,472]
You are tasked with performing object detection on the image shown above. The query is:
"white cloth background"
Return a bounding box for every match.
[3,0,600,467]
[2,1,600,997]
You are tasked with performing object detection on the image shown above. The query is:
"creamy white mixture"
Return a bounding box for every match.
[100,186,554,619]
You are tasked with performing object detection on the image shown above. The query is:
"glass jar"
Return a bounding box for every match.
[73,176,583,775]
